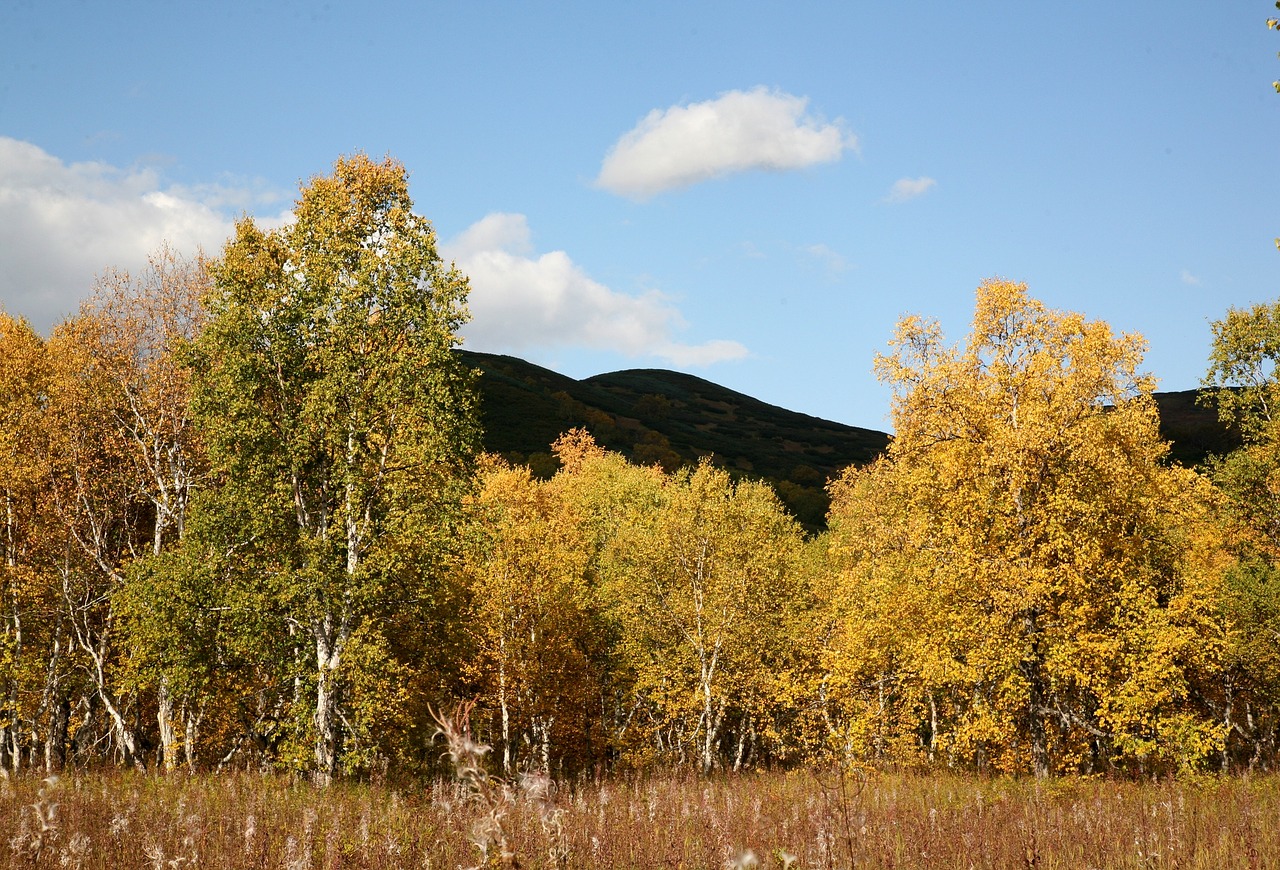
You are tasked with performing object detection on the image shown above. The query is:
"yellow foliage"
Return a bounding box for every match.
[824,280,1227,775]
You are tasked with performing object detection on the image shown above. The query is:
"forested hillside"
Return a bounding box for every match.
[461,349,890,528]
[462,352,1239,529]
[2,155,1279,786]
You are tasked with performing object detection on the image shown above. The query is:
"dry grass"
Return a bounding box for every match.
[1,767,1278,868]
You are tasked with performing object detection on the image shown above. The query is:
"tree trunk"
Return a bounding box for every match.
[1020,612,1051,779]
[499,642,511,774]
[43,697,68,772]
[928,694,939,764]
[183,702,200,773]
[65,585,143,770]
[534,714,554,772]
[700,673,715,773]
[158,677,178,773]
[313,619,342,783]
[732,716,751,772]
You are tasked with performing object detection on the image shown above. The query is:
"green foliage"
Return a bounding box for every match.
[177,153,479,778]
[1202,300,1280,440]
[1198,296,1280,767]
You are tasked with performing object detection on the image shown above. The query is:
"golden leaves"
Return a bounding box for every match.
[824,279,1225,774]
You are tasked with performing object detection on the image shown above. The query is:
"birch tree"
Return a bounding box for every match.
[83,248,209,771]
[824,280,1226,776]
[606,461,805,772]
[1200,299,1280,766]
[459,457,605,773]
[41,315,148,767]
[189,154,477,781]
[4,259,207,772]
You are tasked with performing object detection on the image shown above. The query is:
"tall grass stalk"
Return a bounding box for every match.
[0,768,1278,868]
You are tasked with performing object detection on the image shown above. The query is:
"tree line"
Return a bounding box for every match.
[2,154,1279,781]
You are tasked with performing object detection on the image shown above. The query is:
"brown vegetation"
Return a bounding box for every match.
[1,768,1279,869]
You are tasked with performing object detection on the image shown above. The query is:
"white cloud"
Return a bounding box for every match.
[1180,269,1201,286]
[883,176,936,204]
[444,212,748,366]
[0,137,289,331]
[596,87,856,199]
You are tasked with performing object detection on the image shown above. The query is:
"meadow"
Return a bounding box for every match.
[2,768,1278,869]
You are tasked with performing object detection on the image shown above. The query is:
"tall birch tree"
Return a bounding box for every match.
[459,457,606,774]
[84,249,209,771]
[189,154,478,780]
[606,461,806,772]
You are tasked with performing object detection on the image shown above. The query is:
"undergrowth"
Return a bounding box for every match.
[0,765,1277,868]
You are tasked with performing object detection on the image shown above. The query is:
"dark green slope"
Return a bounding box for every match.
[458,349,889,528]
[459,350,1240,528]
[1152,389,1241,468]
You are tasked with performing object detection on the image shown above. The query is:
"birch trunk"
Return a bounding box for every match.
[313,621,342,783]
[158,677,178,773]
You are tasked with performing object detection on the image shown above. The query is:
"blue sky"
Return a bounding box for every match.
[2,1,1277,431]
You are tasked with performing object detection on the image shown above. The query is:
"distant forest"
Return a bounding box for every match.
[2,155,1278,783]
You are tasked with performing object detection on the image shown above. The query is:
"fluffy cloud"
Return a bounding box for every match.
[595,87,856,199]
[444,212,747,366]
[0,137,288,331]
[883,176,936,204]
[0,140,747,368]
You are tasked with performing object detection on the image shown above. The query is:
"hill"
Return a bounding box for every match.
[460,350,1240,528]
[1152,389,1241,468]
[459,350,888,528]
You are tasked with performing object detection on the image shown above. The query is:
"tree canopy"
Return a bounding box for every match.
[824,280,1226,775]
[181,154,479,780]
[4,159,1280,779]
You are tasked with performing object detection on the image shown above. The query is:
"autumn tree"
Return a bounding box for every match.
[824,280,1226,776]
[505,430,819,772]
[0,249,210,773]
[38,310,160,768]
[184,154,478,780]
[1200,299,1280,766]
[457,456,608,773]
[72,248,211,771]
[0,311,58,771]
[599,455,808,771]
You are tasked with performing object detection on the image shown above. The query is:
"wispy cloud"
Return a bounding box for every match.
[596,87,857,200]
[1180,269,1201,286]
[883,176,936,204]
[802,243,849,277]
[0,137,289,331]
[444,212,748,366]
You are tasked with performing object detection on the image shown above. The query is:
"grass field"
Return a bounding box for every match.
[2,768,1279,869]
